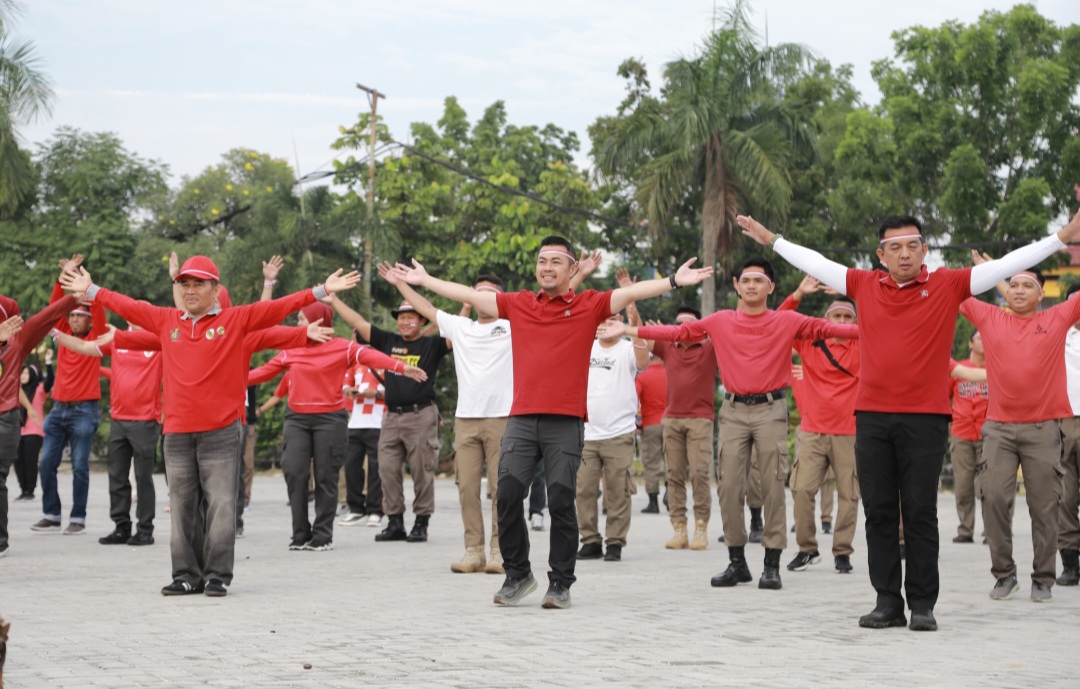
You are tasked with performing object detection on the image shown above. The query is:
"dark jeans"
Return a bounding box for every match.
[345,428,381,515]
[39,401,100,523]
[164,422,243,587]
[235,425,249,530]
[283,410,348,543]
[16,434,42,495]
[107,419,160,534]
[0,409,21,548]
[528,458,547,516]
[497,414,584,588]
[855,412,949,613]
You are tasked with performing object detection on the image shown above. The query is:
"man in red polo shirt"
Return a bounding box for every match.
[60,256,359,597]
[776,284,860,574]
[635,354,667,515]
[949,332,988,545]
[738,209,1080,631]
[388,235,712,608]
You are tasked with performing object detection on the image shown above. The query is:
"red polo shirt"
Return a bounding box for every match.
[635,360,667,427]
[638,310,857,396]
[847,266,972,415]
[960,296,1080,423]
[91,287,317,433]
[949,358,988,441]
[496,288,613,418]
[650,339,717,419]
[248,338,405,414]
[49,282,109,402]
[98,333,163,421]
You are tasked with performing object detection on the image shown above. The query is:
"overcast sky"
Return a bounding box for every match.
[18,1,1080,183]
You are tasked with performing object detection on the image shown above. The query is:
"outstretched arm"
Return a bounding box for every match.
[951,364,987,382]
[391,259,498,316]
[52,328,107,357]
[609,258,713,314]
[0,315,22,342]
[616,269,650,371]
[326,293,372,342]
[969,209,1080,294]
[738,215,850,294]
[378,261,440,323]
[169,252,184,311]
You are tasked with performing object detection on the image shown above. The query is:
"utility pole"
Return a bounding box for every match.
[355,82,386,317]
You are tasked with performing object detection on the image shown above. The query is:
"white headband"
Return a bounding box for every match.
[879,233,924,245]
[475,285,503,294]
[675,314,697,323]
[825,302,856,317]
[737,269,773,284]
[537,249,578,264]
[1010,273,1042,288]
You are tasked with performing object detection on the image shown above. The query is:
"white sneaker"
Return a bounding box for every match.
[367,514,384,528]
[531,513,545,531]
[338,512,366,526]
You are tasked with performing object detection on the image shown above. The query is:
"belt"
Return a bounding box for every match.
[386,400,433,415]
[724,389,786,405]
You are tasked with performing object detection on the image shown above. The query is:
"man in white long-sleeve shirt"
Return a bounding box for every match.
[738,210,1080,633]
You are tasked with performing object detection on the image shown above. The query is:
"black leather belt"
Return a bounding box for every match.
[386,400,433,414]
[724,389,786,405]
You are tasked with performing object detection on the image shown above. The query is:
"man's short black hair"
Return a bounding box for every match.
[539,235,575,256]
[736,257,775,283]
[1066,282,1080,300]
[877,215,924,241]
[830,295,856,309]
[676,305,701,320]
[474,274,504,290]
[1013,268,1045,286]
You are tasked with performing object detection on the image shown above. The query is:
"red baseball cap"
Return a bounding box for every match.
[174,256,220,282]
[216,285,233,309]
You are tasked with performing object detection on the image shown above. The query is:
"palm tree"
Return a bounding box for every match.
[0,0,53,214]
[593,0,815,313]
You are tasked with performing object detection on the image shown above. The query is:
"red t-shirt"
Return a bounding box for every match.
[638,310,857,396]
[98,335,163,422]
[248,338,404,414]
[635,361,667,427]
[650,339,717,419]
[0,294,77,414]
[496,289,613,418]
[273,373,290,399]
[92,287,317,433]
[949,358,988,440]
[847,266,972,415]
[960,296,1080,423]
[49,282,109,402]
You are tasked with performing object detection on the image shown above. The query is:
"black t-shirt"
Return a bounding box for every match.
[368,326,451,407]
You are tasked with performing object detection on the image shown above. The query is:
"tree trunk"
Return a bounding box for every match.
[700,136,725,315]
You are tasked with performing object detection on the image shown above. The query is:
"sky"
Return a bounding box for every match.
[17,0,1080,185]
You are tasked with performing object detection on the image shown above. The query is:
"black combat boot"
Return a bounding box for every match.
[375,514,406,542]
[759,548,782,590]
[710,546,753,587]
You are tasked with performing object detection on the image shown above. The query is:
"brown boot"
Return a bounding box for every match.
[485,547,505,574]
[450,546,486,573]
[665,521,689,549]
[689,518,708,550]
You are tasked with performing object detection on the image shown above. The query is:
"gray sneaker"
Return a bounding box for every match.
[990,574,1019,600]
[541,581,572,609]
[30,518,61,533]
[493,573,537,606]
[62,523,86,536]
[1031,581,1052,603]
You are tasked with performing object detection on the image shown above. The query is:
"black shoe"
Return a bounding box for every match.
[127,532,154,546]
[759,548,782,590]
[604,544,622,562]
[835,555,853,573]
[406,515,429,543]
[541,581,572,609]
[858,607,907,629]
[302,539,334,551]
[717,534,725,543]
[642,493,660,514]
[790,524,796,533]
[711,547,753,587]
[1058,549,1080,586]
[748,528,763,544]
[288,536,310,550]
[908,609,937,632]
[161,579,202,596]
[204,579,228,597]
[748,508,763,543]
[821,521,832,535]
[577,542,603,559]
[375,514,407,542]
[952,535,974,543]
[786,550,821,571]
[98,526,132,545]
[662,486,669,512]
[493,573,538,606]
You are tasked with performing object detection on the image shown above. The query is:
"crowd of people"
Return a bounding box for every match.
[1,210,1080,629]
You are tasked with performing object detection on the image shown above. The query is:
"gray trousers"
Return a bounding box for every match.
[163,421,243,587]
[0,408,19,549]
[283,410,348,544]
[107,419,161,534]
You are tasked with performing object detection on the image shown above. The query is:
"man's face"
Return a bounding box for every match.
[396,312,424,340]
[733,271,774,307]
[875,227,928,283]
[179,278,220,317]
[67,313,91,336]
[1005,273,1043,315]
[825,305,856,325]
[535,252,577,293]
[969,333,984,357]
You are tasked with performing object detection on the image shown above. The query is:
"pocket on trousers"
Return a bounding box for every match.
[715,439,725,482]
[424,437,440,472]
[789,458,801,492]
[775,441,789,481]
[625,467,638,497]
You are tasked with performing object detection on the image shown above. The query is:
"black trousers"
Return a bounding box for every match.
[107,419,161,534]
[345,428,381,515]
[855,412,949,612]
[496,414,583,588]
[16,433,43,495]
[282,410,348,543]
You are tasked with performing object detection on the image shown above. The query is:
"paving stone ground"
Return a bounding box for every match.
[1,469,1077,688]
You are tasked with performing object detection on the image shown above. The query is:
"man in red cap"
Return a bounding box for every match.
[60,255,360,596]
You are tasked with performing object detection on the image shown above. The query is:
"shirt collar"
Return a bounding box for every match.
[180,304,222,322]
[879,265,930,289]
[534,289,576,304]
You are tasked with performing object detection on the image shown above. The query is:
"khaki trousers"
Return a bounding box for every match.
[378,405,439,516]
[662,417,713,524]
[577,432,637,547]
[242,425,255,504]
[979,420,1063,587]
[640,424,664,494]
[820,467,834,523]
[790,430,858,556]
[717,399,788,549]
[1059,417,1080,551]
[950,437,983,539]
[454,416,507,549]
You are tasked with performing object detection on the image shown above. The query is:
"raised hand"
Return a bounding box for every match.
[304,318,334,343]
[393,259,429,286]
[377,260,401,285]
[1061,207,1080,244]
[59,266,93,293]
[673,258,714,287]
[795,275,820,299]
[577,249,603,279]
[168,251,180,279]
[736,215,776,246]
[95,324,118,346]
[645,319,661,327]
[263,255,285,281]
[401,365,429,383]
[615,267,635,288]
[57,254,84,273]
[0,315,23,341]
[597,320,630,339]
[969,249,993,266]
[323,269,362,294]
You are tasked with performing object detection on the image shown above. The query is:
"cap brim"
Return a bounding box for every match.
[174,270,219,282]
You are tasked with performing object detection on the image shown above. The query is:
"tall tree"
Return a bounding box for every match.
[591,0,816,313]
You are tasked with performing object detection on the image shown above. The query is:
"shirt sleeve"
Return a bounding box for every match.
[245,325,309,353]
[235,289,317,332]
[970,234,1066,294]
[959,297,990,328]
[638,318,710,344]
[773,238,850,295]
[434,310,459,343]
[113,330,161,351]
[90,289,167,334]
[351,342,406,374]
[248,352,289,387]
[593,290,614,324]
[777,295,800,312]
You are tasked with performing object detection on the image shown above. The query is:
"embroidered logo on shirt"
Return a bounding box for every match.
[170,329,179,341]
[205,330,216,340]
[144,351,154,358]
[920,290,929,298]
[216,326,226,337]
[564,309,571,318]
[1035,324,1048,335]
